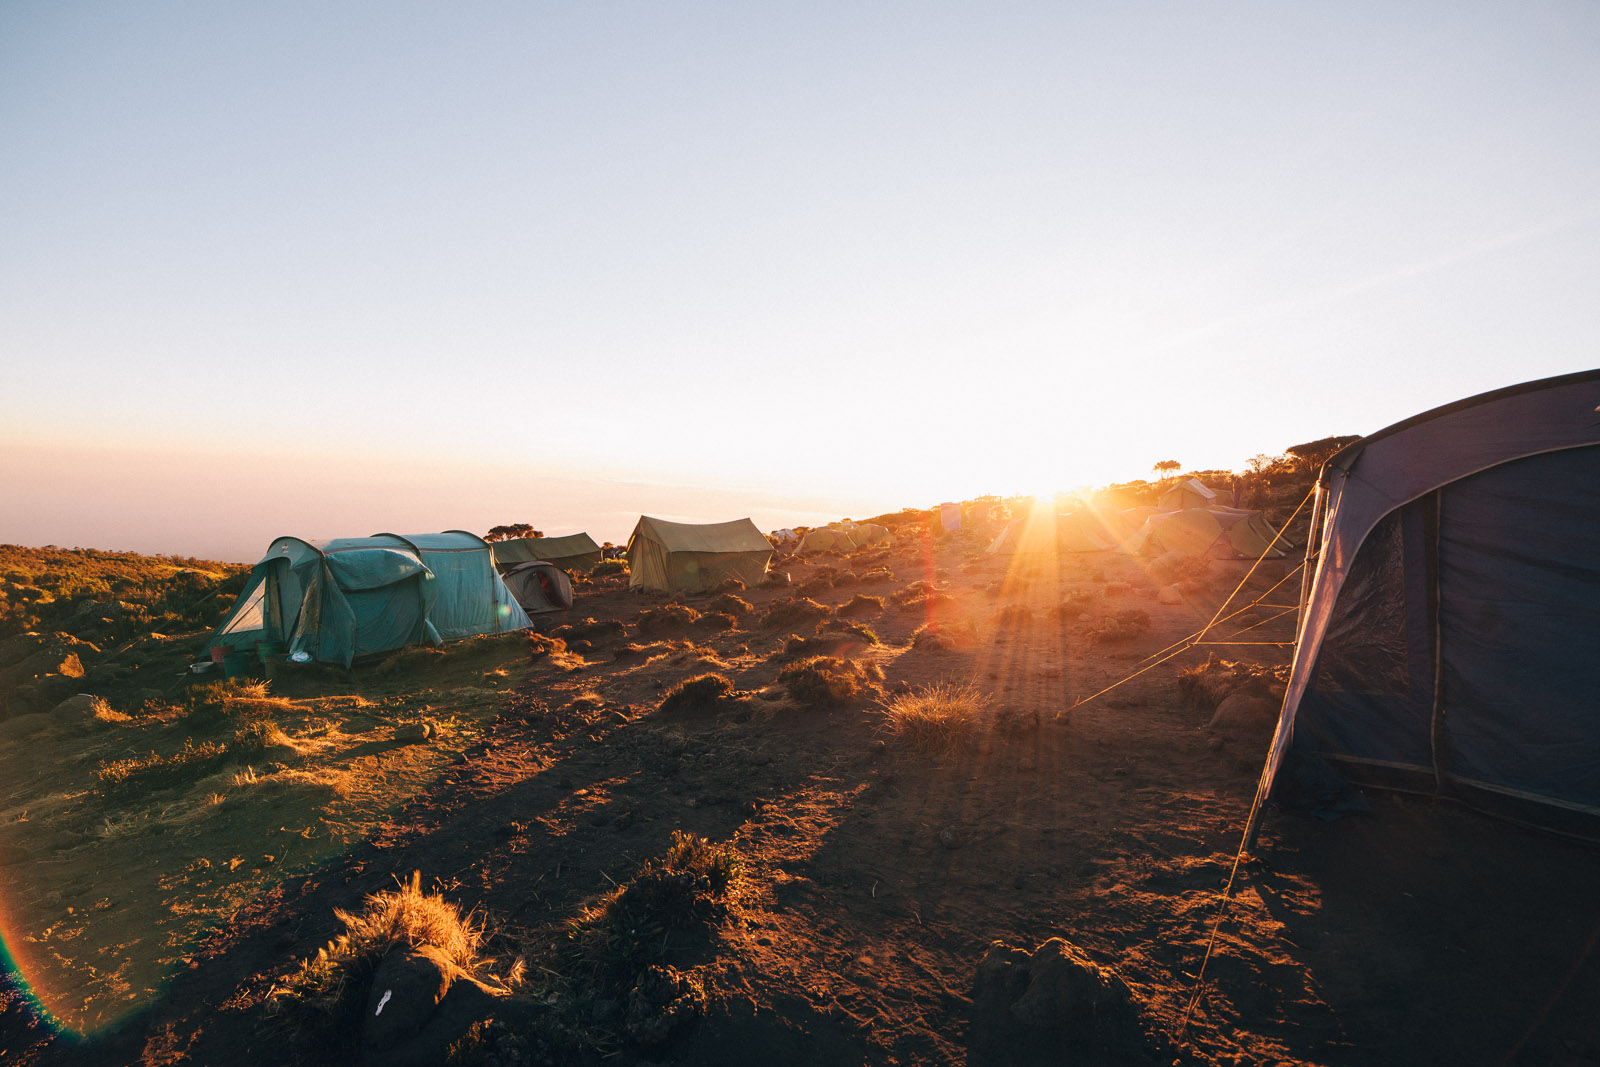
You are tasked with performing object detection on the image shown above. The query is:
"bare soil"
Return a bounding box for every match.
[4,529,1598,1066]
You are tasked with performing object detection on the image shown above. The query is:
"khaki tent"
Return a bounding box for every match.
[1159,478,1218,510]
[490,533,602,574]
[852,523,893,547]
[988,513,1114,554]
[1124,507,1285,559]
[627,516,772,592]
[798,527,856,554]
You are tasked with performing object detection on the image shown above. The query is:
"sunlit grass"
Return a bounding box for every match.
[881,682,989,754]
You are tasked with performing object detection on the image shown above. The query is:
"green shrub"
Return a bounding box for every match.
[591,559,628,578]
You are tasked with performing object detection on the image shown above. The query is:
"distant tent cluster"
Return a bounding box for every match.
[986,483,1286,561]
[796,522,892,556]
[208,514,784,664]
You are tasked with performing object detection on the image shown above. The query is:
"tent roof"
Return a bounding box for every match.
[630,516,771,554]
[491,532,601,567]
[260,531,490,561]
[1171,478,1216,498]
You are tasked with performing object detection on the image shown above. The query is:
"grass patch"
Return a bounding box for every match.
[96,738,230,796]
[231,718,296,755]
[591,559,628,578]
[691,612,736,633]
[881,682,988,753]
[553,617,628,644]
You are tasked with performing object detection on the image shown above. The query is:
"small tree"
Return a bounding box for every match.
[1152,459,1181,477]
[484,524,543,542]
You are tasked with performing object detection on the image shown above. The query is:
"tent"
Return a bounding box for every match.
[1249,371,1600,842]
[490,533,602,574]
[626,516,773,592]
[1160,477,1218,510]
[502,561,575,614]
[798,527,856,554]
[987,513,1115,554]
[1123,507,1285,559]
[852,523,893,547]
[206,531,531,667]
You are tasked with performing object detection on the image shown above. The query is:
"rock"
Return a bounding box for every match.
[50,693,99,724]
[363,945,458,1052]
[0,713,52,744]
[1157,584,1184,605]
[394,722,434,743]
[1207,689,1281,737]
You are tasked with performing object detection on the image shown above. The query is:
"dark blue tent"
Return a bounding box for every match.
[1249,370,1600,841]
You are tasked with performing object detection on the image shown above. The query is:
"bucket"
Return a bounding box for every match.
[210,644,234,664]
[222,650,255,679]
[261,652,290,679]
[255,639,285,663]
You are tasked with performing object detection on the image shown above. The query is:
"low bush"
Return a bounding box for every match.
[1086,608,1152,643]
[1051,591,1098,620]
[691,612,736,633]
[659,673,734,714]
[818,618,880,645]
[709,577,745,595]
[881,683,987,753]
[591,559,628,578]
[910,622,975,652]
[758,596,832,631]
[707,593,752,617]
[587,832,742,976]
[778,656,883,707]
[836,593,885,617]
[553,617,628,644]
[889,581,938,606]
[636,604,701,637]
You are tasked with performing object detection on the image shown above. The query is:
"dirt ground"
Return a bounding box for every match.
[4,528,1599,1066]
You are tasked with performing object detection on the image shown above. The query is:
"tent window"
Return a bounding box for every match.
[1312,511,1410,696]
[219,581,267,638]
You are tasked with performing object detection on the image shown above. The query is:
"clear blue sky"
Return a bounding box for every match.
[3,2,1597,561]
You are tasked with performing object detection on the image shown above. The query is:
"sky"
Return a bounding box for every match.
[3,2,1597,562]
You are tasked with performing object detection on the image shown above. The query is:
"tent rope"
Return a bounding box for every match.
[1176,486,1318,1038]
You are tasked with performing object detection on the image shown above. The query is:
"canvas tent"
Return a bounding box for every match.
[1249,371,1600,843]
[1160,478,1218,510]
[627,516,773,592]
[207,531,530,667]
[988,513,1114,554]
[502,561,575,614]
[1124,507,1285,559]
[796,523,892,555]
[491,533,602,574]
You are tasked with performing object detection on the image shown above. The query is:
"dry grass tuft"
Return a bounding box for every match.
[707,593,752,617]
[836,593,884,618]
[758,596,832,631]
[1086,608,1152,643]
[636,604,702,636]
[777,656,883,707]
[881,683,988,753]
[659,673,734,714]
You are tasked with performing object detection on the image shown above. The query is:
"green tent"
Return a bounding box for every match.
[206,531,531,666]
[490,532,603,574]
[626,516,772,592]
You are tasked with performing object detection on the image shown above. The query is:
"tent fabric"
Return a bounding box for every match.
[1249,370,1600,844]
[1160,478,1218,510]
[207,531,530,667]
[798,527,857,554]
[502,561,575,614]
[627,516,772,592]
[488,532,603,574]
[987,513,1114,554]
[1123,507,1286,559]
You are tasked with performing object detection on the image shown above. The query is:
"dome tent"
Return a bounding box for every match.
[502,561,575,614]
[206,531,530,667]
[1123,507,1285,559]
[1159,477,1218,510]
[626,516,772,593]
[1249,370,1600,843]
